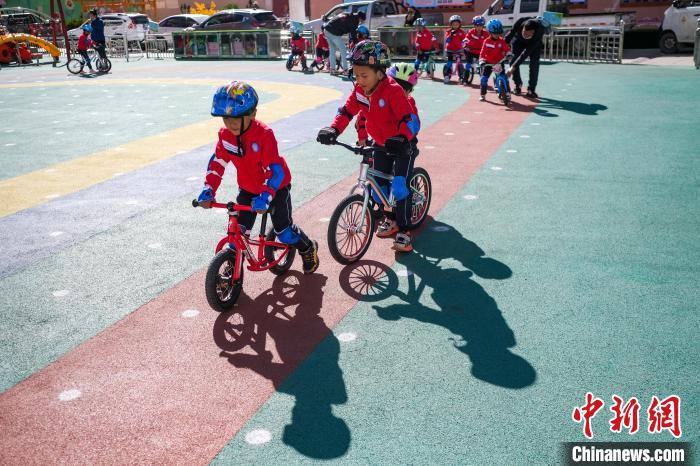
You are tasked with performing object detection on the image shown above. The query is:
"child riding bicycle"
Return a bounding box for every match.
[77,24,94,73]
[317,40,421,252]
[443,15,467,84]
[413,18,438,72]
[313,26,330,70]
[479,19,512,102]
[287,26,310,72]
[463,16,488,77]
[196,81,319,273]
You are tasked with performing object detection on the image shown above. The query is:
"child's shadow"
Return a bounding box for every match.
[214,272,350,459]
[533,97,608,117]
[344,221,536,389]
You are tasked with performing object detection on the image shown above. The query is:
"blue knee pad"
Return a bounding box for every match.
[277,225,301,245]
[443,60,453,75]
[480,73,489,87]
[414,58,420,69]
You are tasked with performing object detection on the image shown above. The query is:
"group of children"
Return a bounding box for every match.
[413,15,514,101]
[288,24,372,75]
[199,38,424,272]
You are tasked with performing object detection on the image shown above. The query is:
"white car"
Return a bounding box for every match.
[659,0,700,53]
[154,14,208,45]
[68,13,151,42]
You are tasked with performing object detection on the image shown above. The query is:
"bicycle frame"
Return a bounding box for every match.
[202,201,292,278]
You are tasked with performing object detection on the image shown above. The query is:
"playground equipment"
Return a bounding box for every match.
[0,33,61,65]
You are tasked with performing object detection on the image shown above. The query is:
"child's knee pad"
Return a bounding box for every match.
[371,185,389,204]
[276,225,301,245]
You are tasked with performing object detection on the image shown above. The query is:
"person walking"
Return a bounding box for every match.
[324,10,366,75]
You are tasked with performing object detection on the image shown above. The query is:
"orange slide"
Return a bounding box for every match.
[0,33,61,64]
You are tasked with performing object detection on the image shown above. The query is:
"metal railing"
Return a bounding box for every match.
[695,19,700,70]
[542,21,624,64]
[144,36,174,59]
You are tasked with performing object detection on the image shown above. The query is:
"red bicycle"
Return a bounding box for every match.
[192,200,295,312]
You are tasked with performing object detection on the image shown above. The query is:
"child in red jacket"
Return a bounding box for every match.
[287,27,309,72]
[314,27,329,70]
[413,18,438,73]
[442,14,467,84]
[463,16,488,70]
[317,41,421,252]
[479,19,512,101]
[197,81,319,273]
[77,24,94,73]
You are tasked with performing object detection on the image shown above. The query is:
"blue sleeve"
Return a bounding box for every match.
[265,163,284,191]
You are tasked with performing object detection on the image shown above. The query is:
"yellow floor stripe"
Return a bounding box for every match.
[0,80,341,218]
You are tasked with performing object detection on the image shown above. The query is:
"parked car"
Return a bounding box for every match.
[154,13,208,45]
[304,1,403,36]
[0,7,55,36]
[189,9,282,31]
[68,13,151,42]
[659,0,700,53]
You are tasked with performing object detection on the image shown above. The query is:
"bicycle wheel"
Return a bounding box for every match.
[427,60,435,79]
[327,193,376,264]
[96,57,111,73]
[466,65,475,84]
[409,167,432,229]
[67,58,84,75]
[205,248,244,312]
[264,229,296,275]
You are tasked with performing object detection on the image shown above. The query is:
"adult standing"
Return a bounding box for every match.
[505,17,546,98]
[324,10,366,75]
[404,6,422,26]
[89,8,107,61]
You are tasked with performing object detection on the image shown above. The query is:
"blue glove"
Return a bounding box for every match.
[252,192,271,213]
[198,187,214,203]
[392,176,410,202]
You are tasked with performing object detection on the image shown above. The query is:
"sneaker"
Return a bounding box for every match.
[392,232,413,252]
[526,90,539,99]
[376,219,399,238]
[479,94,486,101]
[514,86,521,95]
[299,240,319,274]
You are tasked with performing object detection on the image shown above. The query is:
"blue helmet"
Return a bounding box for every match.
[472,16,485,26]
[486,18,503,34]
[211,81,259,117]
[82,23,92,32]
[414,18,426,27]
[357,24,369,37]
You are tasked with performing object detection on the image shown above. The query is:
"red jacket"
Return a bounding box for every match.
[415,29,438,52]
[332,78,420,146]
[290,36,308,53]
[480,36,510,64]
[444,28,466,52]
[463,27,488,55]
[205,120,291,196]
[316,32,329,50]
[78,34,92,51]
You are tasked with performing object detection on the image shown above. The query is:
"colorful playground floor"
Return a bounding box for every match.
[0,59,698,464]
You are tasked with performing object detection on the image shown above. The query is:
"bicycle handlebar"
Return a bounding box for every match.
[192,199,253,211]
[332,140,375,157]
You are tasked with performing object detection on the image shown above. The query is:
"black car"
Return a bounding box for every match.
[0,8,54,36]
[191,9,282,31]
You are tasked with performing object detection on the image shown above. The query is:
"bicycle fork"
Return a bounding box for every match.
[349,163,395,233]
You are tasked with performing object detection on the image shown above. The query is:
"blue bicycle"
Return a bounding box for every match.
[481,58,512,107]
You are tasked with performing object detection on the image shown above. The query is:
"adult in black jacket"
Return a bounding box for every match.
[506,17,546,98]
[404,6,422,26]
[324,11,366,74]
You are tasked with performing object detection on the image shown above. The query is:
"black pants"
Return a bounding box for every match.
[373,141,419,231]
[93,40,107,59]
[236,185,311,249]
[511,42,541,92]
[78,50,92,69]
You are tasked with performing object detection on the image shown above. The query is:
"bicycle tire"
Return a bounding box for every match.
[409,167,432,229]
[264,229,296,275]
[466,65,475,84]
[205,248,244,312]
[327,193,376,264]
[67,58,84,75]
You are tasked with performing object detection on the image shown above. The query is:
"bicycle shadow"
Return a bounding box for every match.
[340,221,536,389]
[533,97,608,117]
[214,271,350,459]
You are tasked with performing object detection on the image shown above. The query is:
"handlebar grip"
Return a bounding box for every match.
[192,199,199,208]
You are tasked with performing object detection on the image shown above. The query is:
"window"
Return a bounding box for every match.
[520,0,540,12]
[488,0,514,15]
[131,15,149,25]
[186,18,200,26]
[253,12,277,22]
